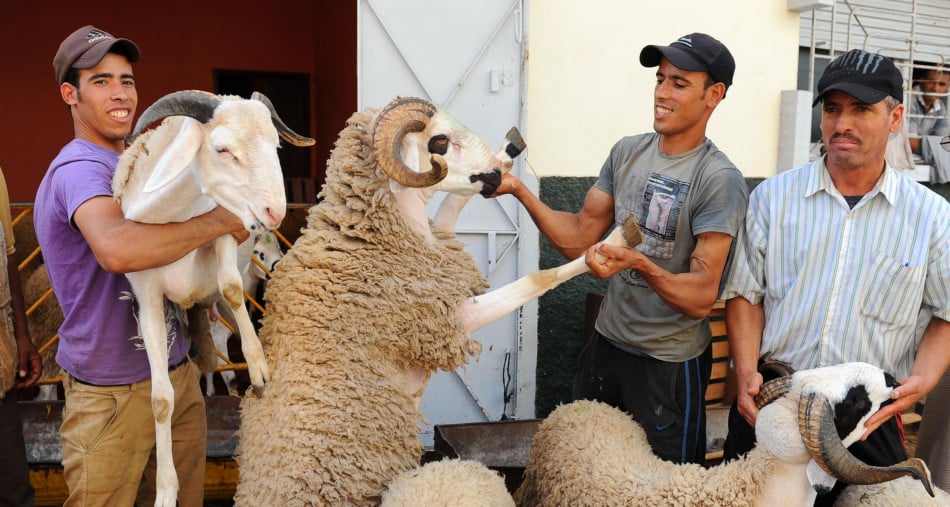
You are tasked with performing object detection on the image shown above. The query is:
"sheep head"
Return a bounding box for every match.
[127,90,314,233]
[754,362,935,498]
[372,97,519,196]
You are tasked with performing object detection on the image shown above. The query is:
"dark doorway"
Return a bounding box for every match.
[214,70,317,202]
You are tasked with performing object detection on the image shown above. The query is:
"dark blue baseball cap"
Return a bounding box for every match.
[640,33,735,89]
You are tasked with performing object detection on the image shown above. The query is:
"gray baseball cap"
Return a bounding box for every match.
[53,25,141,84]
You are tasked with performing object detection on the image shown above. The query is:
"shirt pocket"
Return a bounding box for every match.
[860,251,926,327]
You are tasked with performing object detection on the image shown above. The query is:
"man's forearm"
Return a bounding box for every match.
[725,296,765,375]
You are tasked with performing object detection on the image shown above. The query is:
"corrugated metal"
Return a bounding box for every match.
[801,0,950,64]
[798,0,950,135]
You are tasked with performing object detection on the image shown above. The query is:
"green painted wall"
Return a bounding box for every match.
[534,176,950,418]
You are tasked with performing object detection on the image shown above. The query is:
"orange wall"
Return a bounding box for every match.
[0,1,356,202]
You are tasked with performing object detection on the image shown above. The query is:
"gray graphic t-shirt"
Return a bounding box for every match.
[594,133,747,361]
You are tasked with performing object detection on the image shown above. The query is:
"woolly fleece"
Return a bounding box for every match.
[514,399,777,507]
[234,109,488,506]
[381,459,515,507]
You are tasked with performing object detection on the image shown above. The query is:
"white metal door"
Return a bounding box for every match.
[357,0,536,445]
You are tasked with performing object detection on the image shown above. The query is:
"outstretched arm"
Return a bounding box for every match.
[74,196,249,274]
[491,173,615,259]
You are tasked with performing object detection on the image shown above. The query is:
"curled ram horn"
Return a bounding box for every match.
[372,97,448,188]
[126,90,221,144]
[752,359,797,408]
[798,391,936,497]
[250,91,315,147]
[754,375,794,409]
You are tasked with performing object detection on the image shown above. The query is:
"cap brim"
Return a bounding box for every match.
[639,45,706,73]
[72,38,141,70]
[812,82,889,107]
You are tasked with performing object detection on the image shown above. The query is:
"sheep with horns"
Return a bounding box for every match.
[233,96,640,506]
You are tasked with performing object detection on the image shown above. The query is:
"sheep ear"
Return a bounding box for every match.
[144,118,204,193]
[806,460,837,495]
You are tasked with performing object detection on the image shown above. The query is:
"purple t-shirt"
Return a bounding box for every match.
[34,139,188,385]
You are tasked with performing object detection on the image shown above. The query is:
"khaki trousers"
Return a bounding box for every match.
[60,360,206,507]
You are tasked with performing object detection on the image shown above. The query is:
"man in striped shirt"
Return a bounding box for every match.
[722,49,950,504]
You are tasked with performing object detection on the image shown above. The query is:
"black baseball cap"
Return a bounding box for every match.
[813,49,903,106]
[640,33,735,89]
[53,25,141,84]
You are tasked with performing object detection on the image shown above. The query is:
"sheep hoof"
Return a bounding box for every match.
[621,216,643,247]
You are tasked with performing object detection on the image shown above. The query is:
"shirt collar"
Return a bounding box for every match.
[807,157,898,206]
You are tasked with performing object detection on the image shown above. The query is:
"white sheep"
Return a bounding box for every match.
[380,459,515,507]
[204,230,283,396]
[234,97,639,506]
[113,90,313,506]
[515,362,943,507]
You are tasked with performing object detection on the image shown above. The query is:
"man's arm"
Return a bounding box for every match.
[588,230,735,319]
[725,296,766,426]
[862,316,950,439]
[9,254,40,388]
[73,196,249,274]
[492,173,615,259]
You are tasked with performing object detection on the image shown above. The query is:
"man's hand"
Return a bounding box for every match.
[207,206,251,244]
[860,373,925,440]
[13,336,42,389]
[487,173,521,198]
[736,370,764,426]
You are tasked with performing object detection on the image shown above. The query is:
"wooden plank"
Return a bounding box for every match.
[711,340,729,361]
[710,361,728,381]
[709,320,727,338]
[29,460,238,506]
[705,382,727,402]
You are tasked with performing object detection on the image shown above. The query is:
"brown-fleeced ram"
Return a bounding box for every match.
[233,97,640,506]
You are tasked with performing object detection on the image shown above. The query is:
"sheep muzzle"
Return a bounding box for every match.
[475,169,502,196]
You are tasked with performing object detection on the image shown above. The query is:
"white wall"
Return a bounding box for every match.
[527,1,802,178]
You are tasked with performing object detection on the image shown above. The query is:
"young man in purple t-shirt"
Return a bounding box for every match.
[34,25,248,506]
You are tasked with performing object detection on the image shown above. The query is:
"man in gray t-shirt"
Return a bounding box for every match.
[490,33,748,464]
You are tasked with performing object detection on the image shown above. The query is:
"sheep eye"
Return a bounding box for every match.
[215,146,230,155]
[428,135,450,155]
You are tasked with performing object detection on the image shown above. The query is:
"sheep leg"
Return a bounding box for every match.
[205,319,233,396]
[126,276,180,507]
[213,236,269,389]
[459,226,626,334]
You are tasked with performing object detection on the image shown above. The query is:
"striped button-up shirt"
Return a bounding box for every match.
[723,158,950,378]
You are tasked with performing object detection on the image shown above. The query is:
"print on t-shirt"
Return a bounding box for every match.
[124,291,182,354]
[639,172,690,259]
